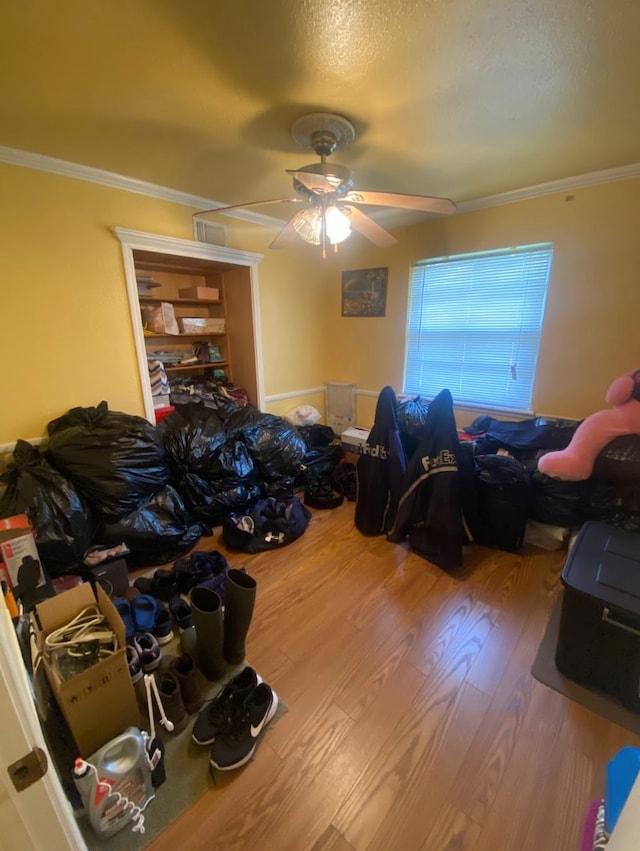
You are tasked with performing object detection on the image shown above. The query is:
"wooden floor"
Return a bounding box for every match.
[145,500,640,851]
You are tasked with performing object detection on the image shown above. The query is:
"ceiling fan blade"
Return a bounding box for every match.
[268,212,308,250]
[285,169,335,192]
[342,190,456,215]
[341,206,398,248]
[195,198,301,216]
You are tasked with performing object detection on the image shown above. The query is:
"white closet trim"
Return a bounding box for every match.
[114,228,265,421]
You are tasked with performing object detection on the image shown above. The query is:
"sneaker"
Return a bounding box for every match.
[169,595,193,630]
[153,604,174,646]
[192,666,262,746]
[132,632,161,673]
[113,598,135,640]
[126,644,142,684]
[153,569,179,603]
[209,682,278,771]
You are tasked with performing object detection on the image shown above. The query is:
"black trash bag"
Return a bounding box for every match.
[241,415,307,480]
[223,405,269,439]
[593,435,640,484]
[157,402,226,474]
[261,477,297,499]
[0,440,96,578]
[206,440,257,490]
[95,485,205,567]
[397,395,430,458]
[158,403,257,506]
[46,401,170,520]
[186,479,261,526]
[530,471,592,528]
[296,444,344,489]
[589,481,640,531]
[297,424,336,449]
[332,461,357,501]
[222,496,311,553]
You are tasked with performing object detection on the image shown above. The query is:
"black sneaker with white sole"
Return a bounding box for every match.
[192,666,262,746]
[209,682,278,771]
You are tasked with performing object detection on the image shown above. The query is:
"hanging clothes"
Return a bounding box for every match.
[387,388,470,571]
[355,386,407,536]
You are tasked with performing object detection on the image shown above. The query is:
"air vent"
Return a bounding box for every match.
[193,217,228,246]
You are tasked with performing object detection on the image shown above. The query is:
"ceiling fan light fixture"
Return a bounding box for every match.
[291,208,322,245]
[324,206,352,244]
[291,205,352,248]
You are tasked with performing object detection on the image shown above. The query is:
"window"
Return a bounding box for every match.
[403,243,553,414]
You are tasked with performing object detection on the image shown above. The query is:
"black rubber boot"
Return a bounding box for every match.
[189,586,225,681]
[223,569,257,665]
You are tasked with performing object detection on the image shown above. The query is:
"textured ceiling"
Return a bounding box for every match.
[2,0,639,223]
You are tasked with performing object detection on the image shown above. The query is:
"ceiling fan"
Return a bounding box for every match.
[194,113,456,257]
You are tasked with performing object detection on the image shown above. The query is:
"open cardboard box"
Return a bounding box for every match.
[340,426,371,455]
[34,583,141,757]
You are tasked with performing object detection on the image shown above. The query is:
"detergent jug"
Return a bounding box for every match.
[73,726,154,838]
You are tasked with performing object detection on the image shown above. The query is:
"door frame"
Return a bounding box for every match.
[0,598,87,851]
[114,227,265,422]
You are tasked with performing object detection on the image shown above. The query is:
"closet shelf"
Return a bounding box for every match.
[144,332,226,338]
[165,362,228,373]
[139,296,222,305]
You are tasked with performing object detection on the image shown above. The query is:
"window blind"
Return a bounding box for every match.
[403,244,553,413]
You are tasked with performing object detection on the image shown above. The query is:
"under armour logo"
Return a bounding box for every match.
[265,532,285,544]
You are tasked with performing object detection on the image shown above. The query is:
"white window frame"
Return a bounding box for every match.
[403,243,553,415]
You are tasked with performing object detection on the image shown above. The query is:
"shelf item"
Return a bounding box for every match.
[135,255,232,384]
[141,301,179,335]
[139,296,221,305]
[165,362,228,373]
[178,317,225,334]
[178,286,219,300]
[144,332,225,339]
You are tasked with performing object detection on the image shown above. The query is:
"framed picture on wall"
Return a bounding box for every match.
[341,267,388,317]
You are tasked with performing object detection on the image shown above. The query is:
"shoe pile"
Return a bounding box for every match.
[113,593,167,682]
[144,653,206,736]
[192,666,278,771]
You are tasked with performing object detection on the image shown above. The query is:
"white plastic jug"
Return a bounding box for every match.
[73,726,154,838]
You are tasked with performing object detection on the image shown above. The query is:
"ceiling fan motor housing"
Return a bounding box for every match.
[290,113,356,156]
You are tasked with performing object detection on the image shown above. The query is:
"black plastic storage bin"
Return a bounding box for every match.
[555,521,640,710]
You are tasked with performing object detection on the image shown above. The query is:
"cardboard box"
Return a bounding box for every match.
[0,515,46,594]
[178,286,220,300]
[340,426,371,455]
[178,317,225,334]
[34,583,141,756]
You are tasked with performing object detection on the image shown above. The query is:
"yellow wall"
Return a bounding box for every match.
[0,164,333,446]
[1,163,638,449]
[322,179,640,428]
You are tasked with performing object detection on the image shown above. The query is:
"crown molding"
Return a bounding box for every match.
[113,226,264,265]
[1,144,639,221]
[0,145,283,228]
[456,162,640,213]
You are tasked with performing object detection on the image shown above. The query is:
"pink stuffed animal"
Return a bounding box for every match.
[537,370,640,480]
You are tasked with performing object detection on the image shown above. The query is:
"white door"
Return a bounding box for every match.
[0,595,87,851]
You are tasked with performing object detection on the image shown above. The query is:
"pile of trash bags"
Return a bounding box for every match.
[0,400,343,574]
